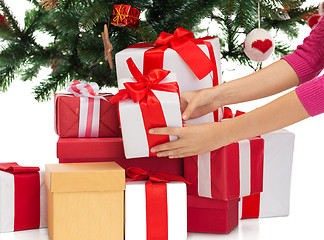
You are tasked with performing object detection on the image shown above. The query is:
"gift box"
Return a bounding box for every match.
[187,195,239,234]
[0,162,47,233]
[111,4,140,28]
[55,81,120,138]
[239,129,295,219]
[46,162,125,240]
[57,137,184,176]
[111,58,182,159]
[125,168,188,240]
[184,137,264,200]
[116,27,224,123]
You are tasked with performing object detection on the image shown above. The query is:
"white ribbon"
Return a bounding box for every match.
[67,80,107,138]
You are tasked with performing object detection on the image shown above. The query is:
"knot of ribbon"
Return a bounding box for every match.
[110,57,179,104]
[68,80,99,97]
[126,167,191,184]
[0,162,40,174]
[155,27,195,47]
[153,27,215,80]
[113,4,126,24]
[67,80,108,101]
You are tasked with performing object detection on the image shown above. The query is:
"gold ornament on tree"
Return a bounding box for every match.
[39,0,60,11]
[102,24,114,69]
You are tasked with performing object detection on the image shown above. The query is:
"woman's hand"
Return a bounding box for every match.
[149,122,230,158]
[181,87,223,121]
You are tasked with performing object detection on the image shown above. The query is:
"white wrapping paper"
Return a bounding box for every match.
[239,129,295,218]
[125,181,187,240]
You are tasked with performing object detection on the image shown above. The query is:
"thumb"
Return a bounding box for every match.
[182,101,197,121]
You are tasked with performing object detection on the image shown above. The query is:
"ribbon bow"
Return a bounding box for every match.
[153,27,215,80]
[0,162,40,174]
[113,4,126,24]
[126,167,191,184]
[110,57,179,104]
[68,80,100,97]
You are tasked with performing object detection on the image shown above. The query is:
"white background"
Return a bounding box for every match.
[1,1,324,239]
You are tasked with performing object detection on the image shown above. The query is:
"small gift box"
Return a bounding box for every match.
[110,58,182,159]
[239,129,295,219]
[125,167,188,240]
[187,195,239,234]
[57,137,184,176]
[184,137,264,200]
[55,80,121,138]
[46,162,125,240]
[111,4,140,28]
[0,162,47,233]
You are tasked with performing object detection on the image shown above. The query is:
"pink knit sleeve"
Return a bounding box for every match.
[283,16,324,85]
[296,74,324,116]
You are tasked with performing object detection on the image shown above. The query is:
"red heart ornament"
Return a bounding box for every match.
[251,39,273,54]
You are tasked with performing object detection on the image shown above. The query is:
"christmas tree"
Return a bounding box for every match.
[0,0,317,101]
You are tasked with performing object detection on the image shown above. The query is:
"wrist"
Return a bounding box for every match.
[211,81,236,107]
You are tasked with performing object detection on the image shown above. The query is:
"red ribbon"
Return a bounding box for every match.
[110,58,180,157]
[126,167,191,184]
[126,167,190,240]
[223,106,246,118]
[241,193,261,219]
[0,162,40,231]
[127,28,220,121]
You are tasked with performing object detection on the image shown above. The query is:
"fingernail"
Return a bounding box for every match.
[169,156,174,159]
[182,115,187,120]
[157,153,162,157]
[149,129,154,134]
[151,148,156,153]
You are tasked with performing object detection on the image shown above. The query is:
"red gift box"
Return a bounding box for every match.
[57,137,183,176]
[187,195,239,234]
[184,137,264,200]
[55,93,121,138]
[111,4,140,28]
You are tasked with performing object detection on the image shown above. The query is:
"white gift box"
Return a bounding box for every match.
[118,73,182,159]
[125,181,187,240]
[116,37,224,123]
[239,129,295,218]
[0,170,48,233]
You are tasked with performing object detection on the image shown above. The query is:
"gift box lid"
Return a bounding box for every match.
[45,162,125,193]
[187,195,239,210]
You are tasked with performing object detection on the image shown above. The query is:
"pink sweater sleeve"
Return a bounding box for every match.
[296,74,324,116]
[283,16,324,84]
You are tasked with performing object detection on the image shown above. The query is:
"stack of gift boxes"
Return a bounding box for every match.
[0,26,295,239]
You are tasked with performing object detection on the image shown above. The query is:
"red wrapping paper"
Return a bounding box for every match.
[54,93,121,138]
[57,137,184,176]
[111,4,140,28]
[0,163,41,232]
[187,195,239,234]
[184,137,264,200]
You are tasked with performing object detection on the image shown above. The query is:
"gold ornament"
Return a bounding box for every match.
[102,24,114,69]
[39,0,60,11]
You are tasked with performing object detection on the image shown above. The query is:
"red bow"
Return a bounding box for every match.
[223,106,246,119]
[153,27,214,80]
[110,58,179,104]
[126,167,191,184]
[0,162,40,174]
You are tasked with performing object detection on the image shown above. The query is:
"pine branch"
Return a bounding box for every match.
[0,0,23,37]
